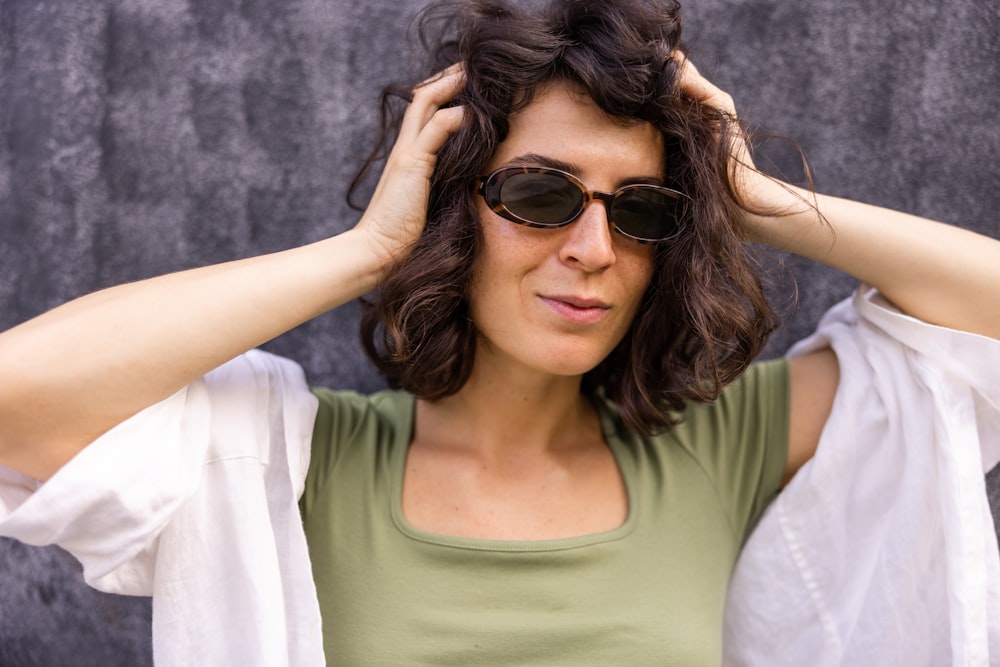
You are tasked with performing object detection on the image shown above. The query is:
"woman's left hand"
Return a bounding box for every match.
[675,53,1000,482]
[674,53,1000,343]
[674,54,806,226]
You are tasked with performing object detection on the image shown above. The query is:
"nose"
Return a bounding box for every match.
[558,199,616,271]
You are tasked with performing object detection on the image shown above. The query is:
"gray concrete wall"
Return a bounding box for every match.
[1,0,998,663]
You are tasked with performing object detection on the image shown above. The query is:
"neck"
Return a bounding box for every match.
[415,352,599,459]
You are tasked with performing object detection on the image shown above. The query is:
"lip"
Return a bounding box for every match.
[540,294,611,324]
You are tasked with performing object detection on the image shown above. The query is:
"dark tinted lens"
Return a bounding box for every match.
[610,187,685,241]
[500,172,583,225]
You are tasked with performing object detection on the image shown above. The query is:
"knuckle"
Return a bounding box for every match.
[429,105,456,122]
[410,81,431,99]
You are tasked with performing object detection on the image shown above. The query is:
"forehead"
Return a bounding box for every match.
[487,80,665,182]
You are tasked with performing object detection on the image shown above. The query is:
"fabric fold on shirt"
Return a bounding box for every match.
[723,287,1000,666]
[0,350,323,667]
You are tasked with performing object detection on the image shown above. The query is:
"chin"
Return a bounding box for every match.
[475,325,625,380]
[527,342,615,378]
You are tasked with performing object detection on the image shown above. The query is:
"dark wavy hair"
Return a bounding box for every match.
[353,0,781,435]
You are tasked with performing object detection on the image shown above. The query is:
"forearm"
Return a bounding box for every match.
[673,56,1000,340]
[0,65,465,480]
[0,228,381,479]
[746,180,1000,339]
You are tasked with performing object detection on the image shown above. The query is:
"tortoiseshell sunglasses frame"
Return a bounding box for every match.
[476,165,689,243]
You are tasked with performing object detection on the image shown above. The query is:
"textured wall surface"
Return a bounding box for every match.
[1,0,998,663]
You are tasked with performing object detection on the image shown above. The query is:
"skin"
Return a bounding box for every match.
[674,57,1000,483]
[0,69,466,481]
[405,82,661,539]
[1,60,998,544]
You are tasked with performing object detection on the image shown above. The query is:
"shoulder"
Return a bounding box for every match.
[304,388,412,509]
[310,388,412,442]
[599,358,790,450]
[674,358,790,473]
[689,357,791,433]
[597,359,790,537]
[206,349,308,388]
[197,349,315,424]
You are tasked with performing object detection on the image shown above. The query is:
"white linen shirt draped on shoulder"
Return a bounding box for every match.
[0,351,323,667]
[724,288,1000,666]
[2,288,999,666]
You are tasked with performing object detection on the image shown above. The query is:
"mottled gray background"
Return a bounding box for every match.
[1,0,998,664]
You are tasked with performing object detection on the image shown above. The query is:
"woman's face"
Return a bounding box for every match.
[470,80,663,379]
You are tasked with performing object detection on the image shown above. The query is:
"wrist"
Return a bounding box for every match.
[736,175,820,244]
[321,227,394,296]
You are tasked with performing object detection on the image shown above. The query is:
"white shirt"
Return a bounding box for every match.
[724,288,1000,665]
[2,288,998,666]
[0,350,323,666]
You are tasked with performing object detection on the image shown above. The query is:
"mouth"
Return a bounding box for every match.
[539,294,611,324]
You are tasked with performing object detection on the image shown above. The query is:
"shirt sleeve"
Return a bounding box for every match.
[0,350,324,667]
[300,388,377,522]
[668,358,791,543]
[724,287,1000,665]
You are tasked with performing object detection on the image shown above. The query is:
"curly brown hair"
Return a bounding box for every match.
[353,0,780,435]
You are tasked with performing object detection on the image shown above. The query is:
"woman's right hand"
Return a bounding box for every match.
[355,64,467,268]
[0,68,467,481]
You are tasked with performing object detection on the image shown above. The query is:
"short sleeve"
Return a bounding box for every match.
[669,358,791,542]
[300,388,382,521]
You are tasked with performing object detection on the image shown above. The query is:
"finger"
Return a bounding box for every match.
[676,58,713,102]
[375,105,465,198]
[410,105,466,158]
[416,62,465,93]
[674,56,736,114]
[670,54,754,174]
[398,63,466,142]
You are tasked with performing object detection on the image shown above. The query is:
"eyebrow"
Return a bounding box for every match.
[505,153,665,188]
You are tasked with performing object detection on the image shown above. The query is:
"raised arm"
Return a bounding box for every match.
[678,57,1000,340]
[0,66,465,481]
[677,56,1000,482]
[745,177,1000,341]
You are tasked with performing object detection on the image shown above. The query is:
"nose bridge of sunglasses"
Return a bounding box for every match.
[584,189,617,211]
[572,191,618,239]
[577,189,630,234]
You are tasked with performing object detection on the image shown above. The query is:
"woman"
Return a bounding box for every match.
[0,0,997,664]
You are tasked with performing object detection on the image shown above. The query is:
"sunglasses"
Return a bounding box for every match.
[477,166,689,243]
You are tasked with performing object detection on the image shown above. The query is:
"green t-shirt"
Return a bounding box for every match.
[301,359,789,665]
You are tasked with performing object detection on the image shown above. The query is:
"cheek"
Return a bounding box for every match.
[467,219,521,320]
[473,207,553,280]
[611,253,656,340]
[622,247,657,307]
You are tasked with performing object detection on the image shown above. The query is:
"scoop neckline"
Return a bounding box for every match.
[387,392,638,552]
